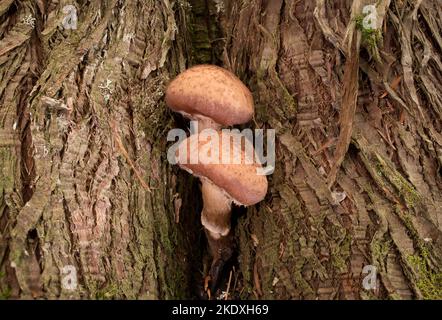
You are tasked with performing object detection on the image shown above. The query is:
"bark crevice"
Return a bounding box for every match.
[0,0,441,300]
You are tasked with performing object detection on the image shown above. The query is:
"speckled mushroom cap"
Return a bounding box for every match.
[176,131,268,206]
[165,65,254,126]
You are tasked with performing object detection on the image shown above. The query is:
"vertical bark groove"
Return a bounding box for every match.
[1,0,441,300]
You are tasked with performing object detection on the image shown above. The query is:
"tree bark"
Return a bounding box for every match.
[1,0,441,300]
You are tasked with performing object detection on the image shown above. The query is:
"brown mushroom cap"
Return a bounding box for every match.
[165,65,254,126]
[176,131,268,206]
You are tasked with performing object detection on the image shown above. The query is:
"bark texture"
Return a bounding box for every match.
[0,0,203,299]
[1,0,442,300]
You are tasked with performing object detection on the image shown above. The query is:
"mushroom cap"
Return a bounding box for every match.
[176,131,268,206]
[165,65,254,126]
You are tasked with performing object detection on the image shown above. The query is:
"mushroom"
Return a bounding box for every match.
[165,64,254,131]
[166,64,265,294]
[175,131,268,291]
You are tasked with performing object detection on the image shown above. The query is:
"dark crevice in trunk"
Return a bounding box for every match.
[189,0,223,65]
[177,0,238,299]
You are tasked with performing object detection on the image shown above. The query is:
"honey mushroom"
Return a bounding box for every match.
[165,64,254,132]
[166,65,268,294]
[176,131,268,293]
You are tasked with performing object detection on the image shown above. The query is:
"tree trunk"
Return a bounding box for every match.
[1,0,441,300]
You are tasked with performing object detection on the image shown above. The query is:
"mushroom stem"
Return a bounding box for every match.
[200,179,232,239]
[200,179,235,293]
[193,116,222,132]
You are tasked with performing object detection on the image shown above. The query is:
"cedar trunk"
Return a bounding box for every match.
[0,0,441,299]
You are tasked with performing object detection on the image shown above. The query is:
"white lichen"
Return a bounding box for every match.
[123,32,134,43]
[214,0,224,14]
[217,291,228,300]
[331,190,347,204]
[22,14,36,28]
[178,0,192,10]
[98,79,113,102]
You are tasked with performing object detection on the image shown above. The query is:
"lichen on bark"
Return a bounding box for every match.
[1,0,442,300]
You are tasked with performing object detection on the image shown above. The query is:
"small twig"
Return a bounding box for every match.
[225,270,233,301]
[253,260,263,297]
[232,266,239,293]
[377,129,396,150]
[327,29,360,188]
[380,75,402,98]
[312,137,338,156]
[109,120,152,192]
[204,275,211,299]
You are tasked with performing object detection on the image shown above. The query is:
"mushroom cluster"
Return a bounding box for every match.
[166,65,268,294]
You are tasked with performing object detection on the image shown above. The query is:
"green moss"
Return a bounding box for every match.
[360,290,379,300]
[133,90,171,147]
[331,234,351,273]
[371,237,392,271]
[393,206,442,300]
[395,206,420,243]
[293,270,314,296]
[375,154,421,208]
[407,254,442,300]
[95,284,118,300]
[188,0,216,64]
[0,287,11,300]
[165,266,187,300]
[354,13,382,60]
[0,270,10,300]
[255,67,297,122]
[276,75,297,119]
[388,293,402,300]
[0,148,16,193]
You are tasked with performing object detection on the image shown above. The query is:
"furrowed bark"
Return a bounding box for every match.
[1,0,441,300]
[216,0,442,300]
[0,0,202,299]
